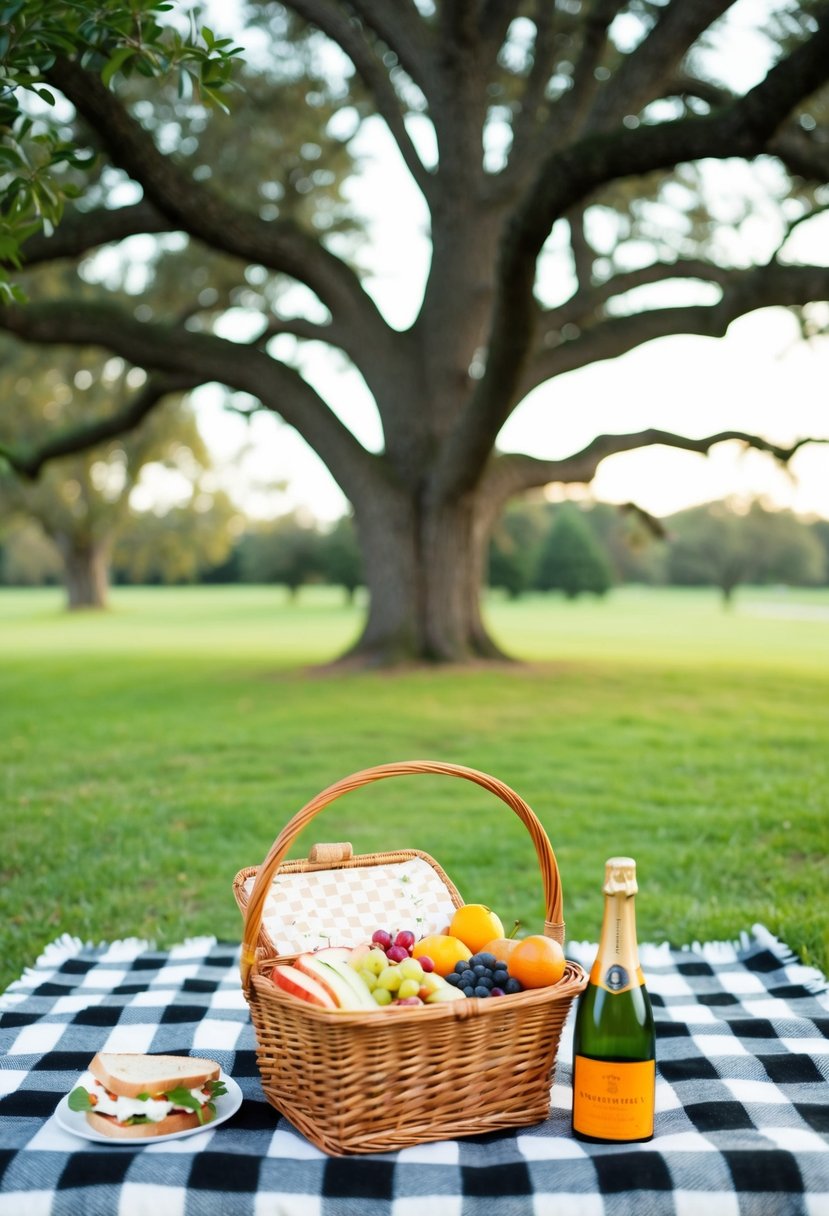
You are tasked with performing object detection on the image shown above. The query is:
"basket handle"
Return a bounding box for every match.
[241,760,564,988]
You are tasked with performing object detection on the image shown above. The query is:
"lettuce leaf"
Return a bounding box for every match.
[166,1079,227,1124]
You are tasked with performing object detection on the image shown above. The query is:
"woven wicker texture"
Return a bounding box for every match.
[235,760,587,1155]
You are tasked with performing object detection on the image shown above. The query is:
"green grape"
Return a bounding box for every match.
[398,958,424,982]
[377,966,402,992]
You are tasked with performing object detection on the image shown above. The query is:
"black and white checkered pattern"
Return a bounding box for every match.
[1,925,827,1215]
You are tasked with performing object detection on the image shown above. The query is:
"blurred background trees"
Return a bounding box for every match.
[0,332,238,608]
[4,490,826,607]
[665,498,827,604]
[535,505,614,599]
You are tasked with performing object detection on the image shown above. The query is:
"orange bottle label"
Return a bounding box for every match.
[572,1056,655,1141]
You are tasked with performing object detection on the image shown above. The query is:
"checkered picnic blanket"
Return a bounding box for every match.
[0,925,827,1216]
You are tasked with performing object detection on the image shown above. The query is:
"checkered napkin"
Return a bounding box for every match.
[0,926,827,1216]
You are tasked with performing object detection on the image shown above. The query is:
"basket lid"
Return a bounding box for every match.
[234,846,462,957]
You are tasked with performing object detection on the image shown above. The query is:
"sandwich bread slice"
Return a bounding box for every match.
[68,1053,226,1139]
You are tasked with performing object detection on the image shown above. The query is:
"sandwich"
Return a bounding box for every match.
[68,1052,227,1139]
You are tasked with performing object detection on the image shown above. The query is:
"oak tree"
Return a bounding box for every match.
[2,1,829,660]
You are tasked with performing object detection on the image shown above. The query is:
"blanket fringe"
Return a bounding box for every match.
[0,933,221,1003]
[568,923,827,997]
[4,926,827,1002]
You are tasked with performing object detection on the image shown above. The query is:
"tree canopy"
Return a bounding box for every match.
[1,0,828,661]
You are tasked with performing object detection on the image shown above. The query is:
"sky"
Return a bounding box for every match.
[155,0,829,525]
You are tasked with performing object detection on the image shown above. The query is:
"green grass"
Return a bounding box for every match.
[1,584,827,994]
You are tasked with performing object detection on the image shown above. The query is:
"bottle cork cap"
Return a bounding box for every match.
[603,856,638,895]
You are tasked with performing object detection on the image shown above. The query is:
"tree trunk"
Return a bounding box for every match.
[57,536,111,610]
[344,487,512,665]
[720,581,737,609]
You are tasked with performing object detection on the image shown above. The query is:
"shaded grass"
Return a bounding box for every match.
[1,584,827,993]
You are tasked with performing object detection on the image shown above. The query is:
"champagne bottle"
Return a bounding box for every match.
[571,856,655,1143]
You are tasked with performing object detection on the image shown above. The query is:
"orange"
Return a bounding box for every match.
[412,934,471,977]
[449,904,505,954]
[481,937,521,965]
[508,935,566,989]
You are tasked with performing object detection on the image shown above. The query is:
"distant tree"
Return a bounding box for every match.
[535,505,613,599]
[112,491,242,585]
[0,336,223,608]
[488,500,549,598]
[666,500,826,604]
[811,519,829,584]
[321,515,363,602]
[0,518,62,585]
[239,512,324,596]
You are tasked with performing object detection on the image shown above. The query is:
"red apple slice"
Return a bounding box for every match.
[271,964,337,1009]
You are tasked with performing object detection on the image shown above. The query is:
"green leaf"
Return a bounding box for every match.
[68,1087,93,1112]
[206,1079,228,1101]
[0,147,25,168]
[165,1085,207,1123]
[101,47,136,89]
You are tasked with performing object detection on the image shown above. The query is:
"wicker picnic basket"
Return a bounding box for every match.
[233,760,587,1155]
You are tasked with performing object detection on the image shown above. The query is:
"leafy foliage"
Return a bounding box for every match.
[666,499,827,602]
[0,326,225,607]
[535,504,614,598]
[0,0,242,298]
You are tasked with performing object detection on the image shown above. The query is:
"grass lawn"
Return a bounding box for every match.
[1,583,827,994]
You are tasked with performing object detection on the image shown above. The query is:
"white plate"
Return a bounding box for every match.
[54,1073,243,1146]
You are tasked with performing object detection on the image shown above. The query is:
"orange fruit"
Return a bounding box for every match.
[412,934,471,977]
[482,937,521,965]
[508,935,566,989]
[449,904,505,954]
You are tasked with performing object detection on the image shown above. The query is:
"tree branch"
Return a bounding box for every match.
[282,0,434,198]
[668,72,734,110]
[0,372,196,479]
[252,315,341,347]
[482,431,826,505]
[770,124,829,185]
[478,0,521,55]
[544,0,628,144]
[434,7,829,500]
[45,57,392,358]
[520,261,829,395]
[584,0,739,132]
[0,300,382,504]
[536,257,735,338]
[342,0,435,95]
[567,205,595,290]
[499,1,559,190]
[17,200,173,266]
[668,74,829,183]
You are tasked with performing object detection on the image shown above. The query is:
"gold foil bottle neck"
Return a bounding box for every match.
[603,856,638,896]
